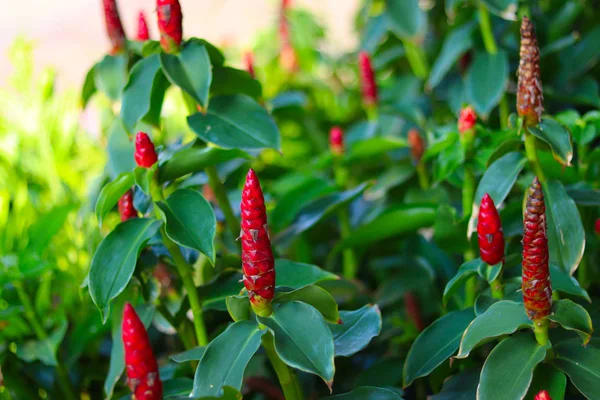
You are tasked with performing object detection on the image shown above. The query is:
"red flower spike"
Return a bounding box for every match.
[122,303,162,400]
[458,106,477,134]
[102,0,127,55]
[134,132,158,168]
[522,177,552,321]
[137,11,150,41]
[477,193,505,265]
[244,51,255,79]
[329,126,344,156]
[534,390,552,400]
[118,190,138,221]
[595,218,600,235]
[407,129,425,163]
[156,0,183,53]
[404,292,424,332]
[517,16,544,127]
[241,169,275,316]
[359,51,378,107]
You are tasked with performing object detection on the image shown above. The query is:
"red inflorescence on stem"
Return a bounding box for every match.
[407,129,425,164]
[134,132,158,168]
[102,0,127,55]
[329,126,344,155]
[244,51,255,79]
[517,16,544,127]
[458,106,477,134]
[156,0,183,53]
[358,51,378,108]
[137,11,150,41]
[477,193,505,265]
[122,303,162,400]
[522,177,552,321]
[404,292,424,331]
[241,169,275,316]
[595,218,600,235]
[118,190,138,221]
[534,390,552,400]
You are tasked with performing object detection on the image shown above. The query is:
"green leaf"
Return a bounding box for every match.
[481,0,517,20]
[210,66,261,100]
[170,346,206,363]
[477,333,549,400]
[548,299,593,345]
[329,304,382,357]
[526,364,566,400]
[157,188,216,264]
[200,271,245,311]
[346,137,407,161]
[565,186,600,206]
[95,172,134,227]
[529,118,573,166]
[324,386,404,399]
[107,119,136,178]
[192,321,265,397]
[427,23,474,90]
[275,259,338,288]
[275,285,340,324]
[160,41,212,108]
[226,295,250,322]
[558,25,600,82]
[94,54,127,101]
[474,282,523,316]
[89,219,162,322]
[27,204,74,253]
[442,259,484,306]
[133,164,157,195]
[81,65,97,107]
[364,164,415,201]
[543,180,585,275]
[258,301,335,386]
[385,0,427,40]
[187,95,280,151]
[486,139,524,167]
[550,265,590,302]
[163,378,194,398]
[465,50,509,116]
[16,320,67,366]
[121,54,170,133]
[455,301,531,359]
[404,309,475,386]
[553,339,600,399]
[430,370,479,400]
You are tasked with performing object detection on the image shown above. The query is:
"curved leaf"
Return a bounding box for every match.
[385,0,427,40]
[210,66,261,100]
[529,118,573,166]
[329,304,382,357]
[430,370,479,400]
[526,364,566,400]
[481,0,517,20]
[275,285,340,324]
[95,172,134,227]
[553,339,600,399]
[275,259,338,288]
[94,54,127,101]
[324,386,404,400]
[427,23,474,90]
[548,299,593,345]
[442,259,484,306]
[465,50,508,116]
[550,265,590,302]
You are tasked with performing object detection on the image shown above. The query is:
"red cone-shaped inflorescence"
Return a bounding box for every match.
[134,132,158,168]
[137,11,150,41]
[522,177,552,321]
[329,126,344,156]
[157,0,183,53]
[477,193,505,265]
[102,0,127,55]
[404,292,424,332]
[517,16,544,127]
[358,51,377,107]
[595,219,600,235]
[458,106,477,134]
[244,51,255,79]
[118,190,138,221]
[534,390,552,400]
[241,169,275,316]
[122,303,162,400]
[408,129,425,164]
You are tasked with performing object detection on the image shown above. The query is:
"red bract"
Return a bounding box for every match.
[517,16,544,127]
[358,51,377,107]
[595,218,600,235]
[134,132,158,168]
[122,303,162,400]
[458,106,476,134]
[534,390,552,400]
[477,193,505,265]
[102,0,126,55]
[157,0,183,53]
[404,292,424,331]
[244,51,256,79]
[522,177,552,321]
[118,190,138,221]
[137,11,150,41]
[407,129,425,163]
[329,126,344,155]
[241,169,275,316]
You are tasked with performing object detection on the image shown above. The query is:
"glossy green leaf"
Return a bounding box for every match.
[275,259,338,288]
[477,333,549,400]
[170,346,206,363]
[188,95,280,151]
[188,38,225,66]
[565,186,600,206]
[157,188,216,263]
[404,309,475,386]
[89,218,162,322]
[529,118,573,166]
[27,204,74,253]
[442,259,484,306]
[550,265,590,302]
[275,285,340,323]
[456,301,531,359]
[474,282,523,316]
[346,137,408,161]
[107,119,136,178]
[553,339,600,399]
[526,364,566,400]
[427,23,474,89]
[226,295,250,322]
[163,378,194,398]
[258,301,335,385]
[325,386,404,400]
[95,172,134,227]
[81,65,97,106]
[210,66,261,100]
[365,164,415,201]
[199,270,243,311]
[385,0,427,40]
[192,321,265,397]
[160,41,212,108]
[329,304,382,357]
[558,25,600,82]
[481,0,517,20]
[543,180,585,275]
[430,370,479,400]
[548,299,593,345]
[16,320,67,366]
[465,50,508,116]
[94,54,127,101]
[486,139,524,167]
[133,164,157,195]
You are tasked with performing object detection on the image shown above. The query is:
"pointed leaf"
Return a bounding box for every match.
[94,54,127,101]
[210,66,261,100]
[107,119,136,178]
[329,304,382,357]
[529,118,573,166]
[427,23,474,89]
[324,386,404,399]
[275,259,338,288]
[481,0,517,20]
[465,50,508,116]
[226,295,251,322]
[550,265,590,302]
[526,364,566,400]
[275,285,340,323]
[170,346,206,363]
[385,0,427,40]
[548,299,593,345]
[442,259,484,306]
[430,370,479,400]
[16,320,67,366]
[95,172,134,226]
[553,339,600,399]
[81,65,97,106]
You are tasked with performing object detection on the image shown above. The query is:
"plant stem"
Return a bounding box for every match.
[402,40,429,80]
[462,166,475,218]
[533,318,550,346]
[478,2,498,55]
[206,165,240,241]
[261,333,303,400]
[338,208,358,280]
[490,271,504,299]
[499,96,509,129]
[366,105,379,122]
[157,302,196,350]
[524,130,547,183]
[416,161,430,190]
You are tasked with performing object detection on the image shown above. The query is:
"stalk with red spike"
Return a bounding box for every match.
[241,169,275,316]
[102,0,127,55]
[595,219,600,235]
[137,11,150,41]
[329,126,344,156]
[404,292,424,332]
[534,390,552,400]
[118,190,138,221]
[157,0,183,53]
[517,16,543,127]
[134,132,158,168]
[122,303,162,400]
[407,129,425,164]
[358,51,378,108]
[458,106,477,134]
[477,194,505,265]
[244,51,256,79]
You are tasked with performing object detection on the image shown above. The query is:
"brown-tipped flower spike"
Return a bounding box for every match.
[534,390,552,400]
[137,11,150,41]
[522,177,552,321]
[118,190,138,221]
[407,129,425,164]
[458,106,477,134]
[517,16,544,127]
[102,0,127,55]
[241,169,275,316]
[157,0,183,53]
[134,132,158,168]
[477,193,505,265]
[244,51,255,79]
[359,51,378,107]
[122,303,162,400]
[329,126,344,155]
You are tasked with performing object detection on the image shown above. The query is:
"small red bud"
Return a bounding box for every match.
[134,132,158,168]
[244,51,256,79]
[358,51,378,108]
[137,11,150,41]
[595,219,600,235]
[118,190,138,221]
[458,106,477,134]
[102,0,127,55]
[157,0,183,53]
[407,129,425,163]
[534,390,552,400]
[329,126,344,155]
[122,303,162,400]
[458,51,472,74]
[477,193,505,265]
[404,292,424,331]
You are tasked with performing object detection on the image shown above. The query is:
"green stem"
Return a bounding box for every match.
[464,249,477,307]
[402,40,429,79]
[462,166,475,218]
[338,208,358,280]
[366,105,379,122]
[524,130,547,183]
[206,165,240,241]
[533,318,550,346]
[478,2,498,55]
[490,268,504,299]
[499,96,509,129]
[416,162,430,190]
[261,333,303,400]
[157,302,196,350]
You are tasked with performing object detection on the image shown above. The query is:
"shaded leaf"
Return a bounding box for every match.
[329,304,382,357]
[95,172,134,227]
